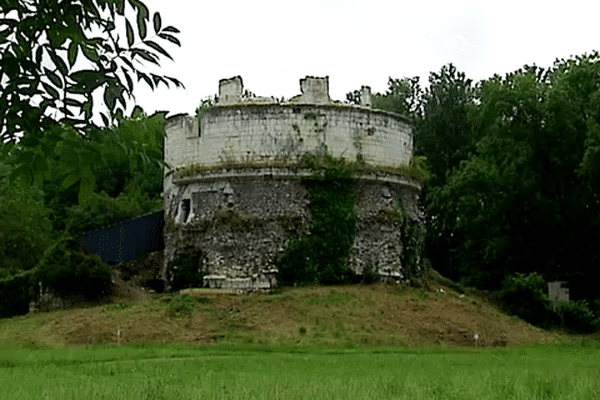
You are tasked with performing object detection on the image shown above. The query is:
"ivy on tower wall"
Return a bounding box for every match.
[277,151,357,285]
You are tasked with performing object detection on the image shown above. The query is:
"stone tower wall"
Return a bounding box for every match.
[162,76,422,291]
[163,171,421,289]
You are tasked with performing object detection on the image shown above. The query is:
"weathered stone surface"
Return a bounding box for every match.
[115,250,165,292]
[218,76,243,105]
[289,76,332,104]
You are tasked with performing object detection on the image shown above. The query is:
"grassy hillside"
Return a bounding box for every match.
[0,278,574,349]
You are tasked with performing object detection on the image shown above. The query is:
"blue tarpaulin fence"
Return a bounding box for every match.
[76,211,164,264]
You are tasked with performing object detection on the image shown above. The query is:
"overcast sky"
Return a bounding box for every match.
[133,0,600,116]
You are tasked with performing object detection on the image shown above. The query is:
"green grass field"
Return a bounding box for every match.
[1,341,599,399]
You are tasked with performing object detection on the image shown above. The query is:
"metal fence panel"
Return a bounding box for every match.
[76,211,164,264]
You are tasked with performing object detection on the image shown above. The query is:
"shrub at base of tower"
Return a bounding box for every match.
[499,272,553,327]
[34,238,112,302]
[553,300,600,334]
[166,293,197,318]
[0,270,36,318]
[278,160,357,286]
[361,262,380,284]
[167,254,204,291]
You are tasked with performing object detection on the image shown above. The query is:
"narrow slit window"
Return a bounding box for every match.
[181,199,191,223]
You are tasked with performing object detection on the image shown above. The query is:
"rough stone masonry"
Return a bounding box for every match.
[162,76,423,290]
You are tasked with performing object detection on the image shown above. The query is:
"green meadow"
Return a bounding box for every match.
[1,341,599,399]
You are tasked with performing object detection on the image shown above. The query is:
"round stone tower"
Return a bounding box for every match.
[163,76,423,290]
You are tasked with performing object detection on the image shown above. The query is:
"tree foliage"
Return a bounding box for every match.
[34,237,112,301]
[0,159,54,273]
[416,64,475,188]
[0,110,164,284]
[348,77,422,119]
[372,77,422,118]
[0,0,182,202]
[38,110,166,234]
[426,53,600,299]
[352,54,600,310]
[500,272,552,327]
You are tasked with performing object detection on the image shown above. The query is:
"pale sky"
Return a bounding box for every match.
[132,0,600,116]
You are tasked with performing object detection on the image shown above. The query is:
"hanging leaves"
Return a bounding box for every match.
[162,26,180,33]
[44,68,63,89]
[125,19,134,47]
[143,39,173,61]
[1,0,182,142]
[158,32,181,46]
[41,82,60,100]
[153,12,161,33]
[0,0,183,205]
[137,13,147,40]
[67,41,78,67]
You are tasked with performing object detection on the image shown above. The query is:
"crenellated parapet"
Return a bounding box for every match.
[164,76,412,174]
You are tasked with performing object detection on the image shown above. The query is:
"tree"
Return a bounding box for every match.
[372,77,422,118]
[37,109,166,233]
[60,110,166,235]
[347,77,422,119]
[0,0,182,202]
[428,65,551,287]
[427,54,600,295]
[401,64,477,285]
[416,63,475,188]
[0,158,54,274]
[544,52,600,302]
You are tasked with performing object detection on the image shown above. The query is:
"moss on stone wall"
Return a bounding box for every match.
[169,155,427,183]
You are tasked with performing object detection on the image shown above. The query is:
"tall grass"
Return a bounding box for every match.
[0,342,598,399]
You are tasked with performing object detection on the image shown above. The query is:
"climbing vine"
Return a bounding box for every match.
[278,149,426,286]
[278,151,357,286]
[397,199,425,282]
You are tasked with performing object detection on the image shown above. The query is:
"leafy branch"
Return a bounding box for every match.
[0,0,183,203]
[0,0,183,143]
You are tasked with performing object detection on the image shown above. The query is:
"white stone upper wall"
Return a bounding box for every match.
[164,76,413,172]
[165,104,412,171]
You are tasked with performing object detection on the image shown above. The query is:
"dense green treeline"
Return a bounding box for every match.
[0,110,166,272]
[357,53,600,309]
